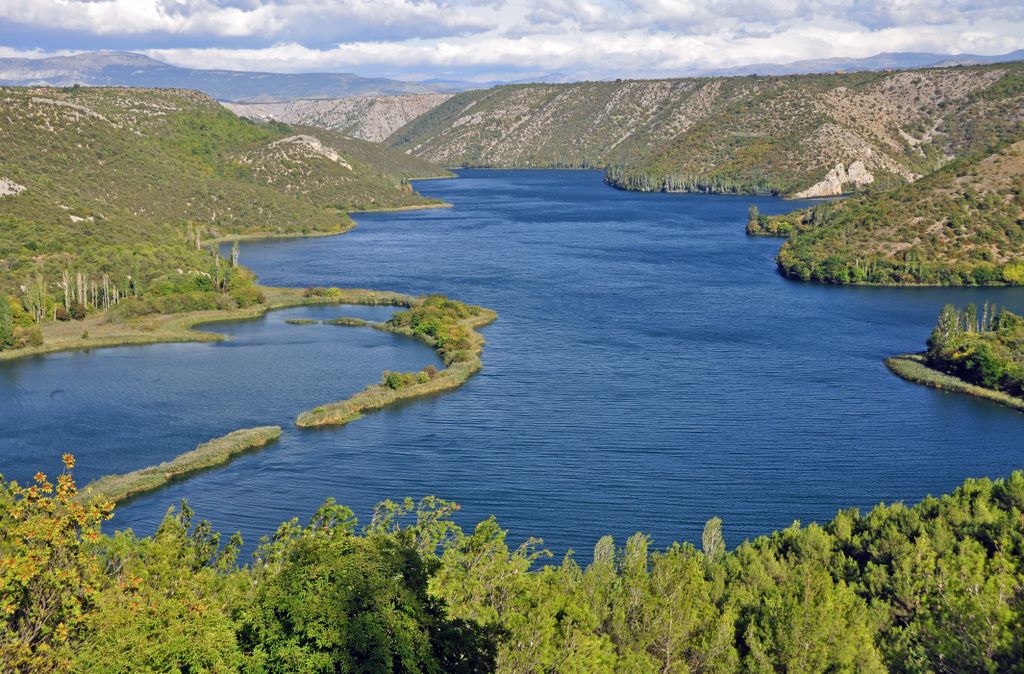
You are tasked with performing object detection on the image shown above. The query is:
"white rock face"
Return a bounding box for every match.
[224,94,453,143]
[846,160,875,187]
[266,135,353,170]
[0,177,26,197]
[794,160,875,198]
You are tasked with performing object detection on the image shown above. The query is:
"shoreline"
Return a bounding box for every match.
[0,286,414,362]
[885,353,1024,413]
[68,295,496,505]
[1,193,456,363]
[2,194,502,506]
[295,306,496,428]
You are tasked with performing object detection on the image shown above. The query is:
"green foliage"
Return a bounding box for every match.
[775,140,1024,285]
[924,303,1024,397]
[0,86,444,325]
[74,503,247,673]
[383,365,439,390]
[0,455,112,672]
[239,498,496,673]
[387,295,484,364]
[2,464,1024,672]
[0,296,13,350]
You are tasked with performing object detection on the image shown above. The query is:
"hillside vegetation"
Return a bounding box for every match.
[0,86,447,346]
[762,140,1024,285]
[3,460,1023,672]
[926,303,1024,396]
[389,62,1024,197]
[225,94,454,143]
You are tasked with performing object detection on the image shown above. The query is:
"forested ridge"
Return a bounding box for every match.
[0,86,447,352]
[2,458,1022,673]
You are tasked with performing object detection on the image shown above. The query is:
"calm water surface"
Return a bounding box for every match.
[2,169,1023,557]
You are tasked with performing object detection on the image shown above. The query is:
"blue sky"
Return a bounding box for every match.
[2,0,1023,82]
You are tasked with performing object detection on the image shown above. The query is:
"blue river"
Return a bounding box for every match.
[2,169,1022,558]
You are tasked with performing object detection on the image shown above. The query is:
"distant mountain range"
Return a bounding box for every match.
[1,50,1022,103]
[0,52,455,101]
[700,50,1024,76]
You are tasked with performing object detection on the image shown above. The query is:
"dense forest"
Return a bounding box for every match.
[2,458,1022,673]
[0,86,447,351]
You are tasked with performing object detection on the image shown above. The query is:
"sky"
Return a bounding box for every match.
[1,0,1023,83]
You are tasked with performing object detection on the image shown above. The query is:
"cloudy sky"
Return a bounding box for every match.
[2,0,1023,82]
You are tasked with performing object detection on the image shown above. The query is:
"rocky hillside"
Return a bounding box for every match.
[388,62,1024,197]
[224,94,453,143]
[763,140,1024,285]
[0,86,448,300]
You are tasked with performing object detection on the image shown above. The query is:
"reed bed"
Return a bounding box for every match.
[79,426,282,504]
[886,354,1024,413]
[323,317,371,327]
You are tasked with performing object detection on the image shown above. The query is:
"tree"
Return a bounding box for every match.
[702,517,725,562]
[0,296,13,350]
[241,499,496,673]
[927,304,962,354]
[0,455,113,672]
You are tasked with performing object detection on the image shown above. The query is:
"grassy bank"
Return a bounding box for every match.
[885,353,1024,413]
[296,296,496,427]
[349,201,452,213]
[79,426,282,504]
[0,286,414,362]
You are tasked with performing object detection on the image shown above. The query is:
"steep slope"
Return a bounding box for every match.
[389,79,707,169]
[0,52,444,101]
[389,63,1024,196]
[766,140,1024,285]
[224,94,453,143]
[0,86,446,304]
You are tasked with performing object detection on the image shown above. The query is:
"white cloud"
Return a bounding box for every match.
[1,0,1023,79]
[140,16,1024,81]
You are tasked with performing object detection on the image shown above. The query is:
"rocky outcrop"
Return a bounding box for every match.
[263,135,353,170]
[0,177,25,197]
[794,161,876,198]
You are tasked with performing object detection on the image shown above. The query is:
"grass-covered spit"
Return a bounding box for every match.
[296,295,495,427]
[79,426,282,504]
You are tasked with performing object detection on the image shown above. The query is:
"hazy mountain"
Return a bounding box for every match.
[0,51,454,101]
[700,50,1024,76]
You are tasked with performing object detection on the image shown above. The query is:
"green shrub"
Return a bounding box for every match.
[229,284,265,307]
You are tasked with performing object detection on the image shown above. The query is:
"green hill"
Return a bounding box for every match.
[0,86,448,332]
[389,63,1024,197]
[765,140,1024,285]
